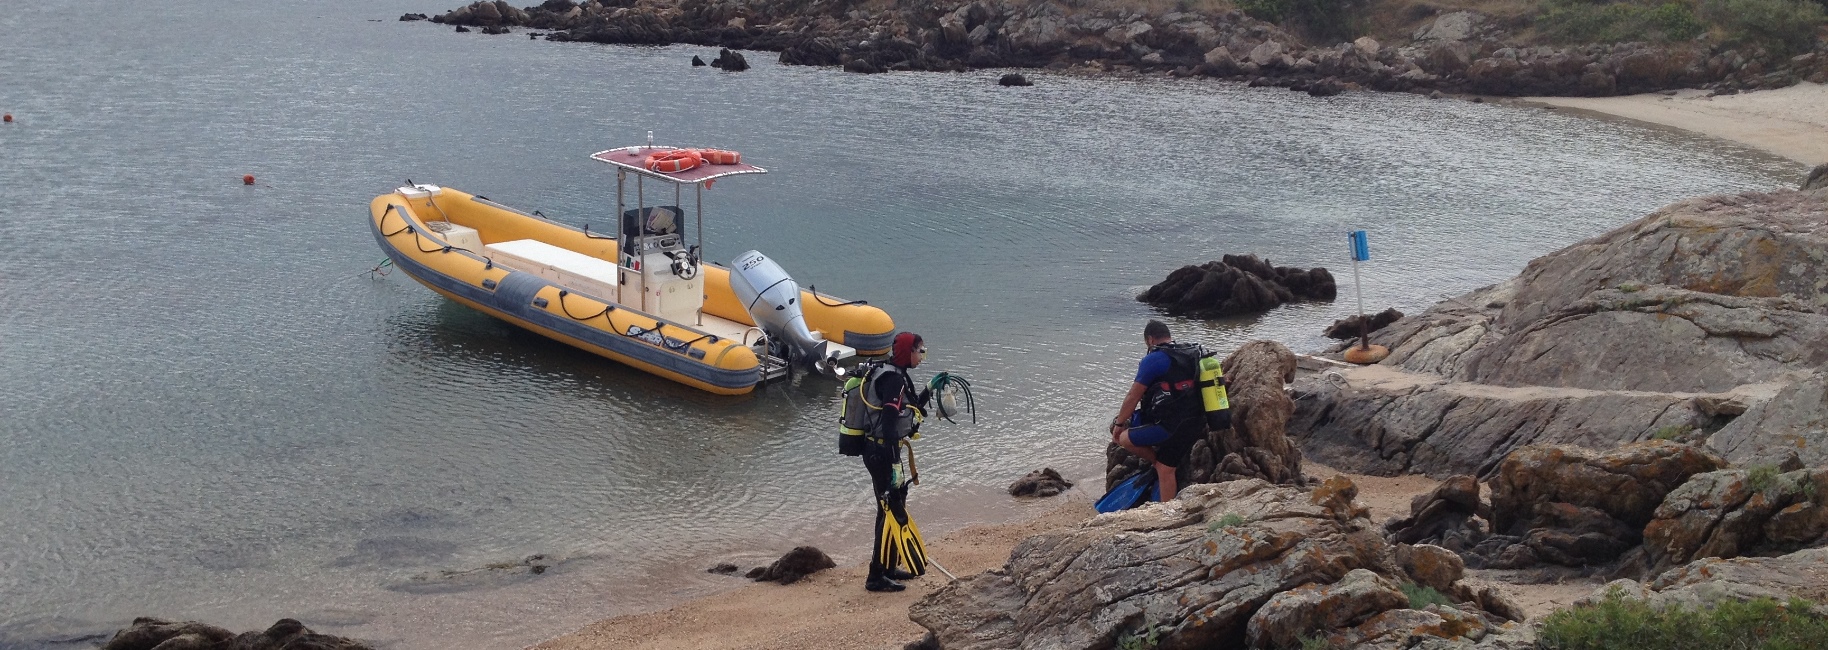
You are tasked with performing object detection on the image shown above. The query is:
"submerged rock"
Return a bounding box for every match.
[710,48,748,71]
[1138,254,1335,319]
[1323,307,1404,341]
[749,546,836,584]
[1008,467,1073,497]
[100,618,372,650]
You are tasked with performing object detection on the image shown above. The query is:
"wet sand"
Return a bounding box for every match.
[1527,82,1828,166]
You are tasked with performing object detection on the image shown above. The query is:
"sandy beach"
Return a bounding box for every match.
[1527,82,1828,166]
[528,464,1602,650]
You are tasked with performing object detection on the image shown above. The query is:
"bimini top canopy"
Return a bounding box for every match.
[590,147,768,185]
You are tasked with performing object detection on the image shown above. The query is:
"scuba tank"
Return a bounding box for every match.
[1196,352,1232,430]
[838,362,886,456]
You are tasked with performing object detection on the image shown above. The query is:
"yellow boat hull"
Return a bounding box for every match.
[368,187,894,395]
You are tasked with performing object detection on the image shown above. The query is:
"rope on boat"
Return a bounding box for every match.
[805,284,867,307]
[554,291,718,351]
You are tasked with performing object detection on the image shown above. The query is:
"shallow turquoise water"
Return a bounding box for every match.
[0,1,1802,647]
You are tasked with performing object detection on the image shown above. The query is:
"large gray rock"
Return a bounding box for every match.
[1706,372,1828,467]
[1384,475,1490,551]
[908,478,1531,650]
[1804,164,1828,191]
[1639,467,1828,573]
[1584,548,1828,616]
[1295,189,1828,477]
[1466,442,1725,567]
[1212,340,1304,485]
[1246,569,1408,649]
[1412,11,1484,43]
[909,480,1393,649]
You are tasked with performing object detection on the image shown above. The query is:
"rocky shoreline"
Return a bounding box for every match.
[899,178,1828,648]
[415,0,1828,97]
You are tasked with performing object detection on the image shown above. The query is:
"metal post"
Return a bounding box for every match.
[695,183,704,326]
[1352,257,1367,350]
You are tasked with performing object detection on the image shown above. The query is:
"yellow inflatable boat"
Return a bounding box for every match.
[367,146,895,395]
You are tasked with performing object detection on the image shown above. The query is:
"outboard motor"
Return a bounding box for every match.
[729,250,831,369]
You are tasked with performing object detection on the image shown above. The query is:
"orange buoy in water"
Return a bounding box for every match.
[242,174,256,185]
[3,114,12,123]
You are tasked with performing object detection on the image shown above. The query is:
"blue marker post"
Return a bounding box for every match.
[1348,230,1371,351]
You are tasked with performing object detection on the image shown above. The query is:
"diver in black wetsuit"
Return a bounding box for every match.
[862,331,931,593]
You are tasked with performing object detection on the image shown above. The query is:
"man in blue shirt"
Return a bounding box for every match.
[1108,320,1204,502]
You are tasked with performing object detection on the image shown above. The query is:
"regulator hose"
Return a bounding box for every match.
[925,372,977,424]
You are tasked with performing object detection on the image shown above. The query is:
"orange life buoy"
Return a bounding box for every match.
[645,149,702,173]
[698,149,741,165]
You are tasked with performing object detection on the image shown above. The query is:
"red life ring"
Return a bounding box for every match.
[645,149,702,173]
[699,149,741,165]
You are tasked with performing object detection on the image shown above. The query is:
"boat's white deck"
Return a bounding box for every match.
[482,238,856,362]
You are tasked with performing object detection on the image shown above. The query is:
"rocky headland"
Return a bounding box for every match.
[1293,178,1828,479]
[417,0,1828,97]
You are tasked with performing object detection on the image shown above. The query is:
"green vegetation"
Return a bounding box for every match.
[1538,0,1706,43]
[1116,624,1163,650]
[1538,589,1828,649]
[1400,582,1455,610]
[1618,282,1645,293]
[1747,463,1781,493]
[1700,0,1827,55]
[1528,0,1824,53]
[1652,424,1693,440]
[1237,0,1365,41]
[1217,513,1247,528]
[1298,634,1335,649]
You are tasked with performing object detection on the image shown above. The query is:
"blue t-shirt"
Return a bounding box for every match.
[1131,350,1173,426]
[1134,349,1172,386]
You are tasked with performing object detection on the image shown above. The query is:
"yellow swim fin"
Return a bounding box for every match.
[877,500,929,577]
[896,512,929,576]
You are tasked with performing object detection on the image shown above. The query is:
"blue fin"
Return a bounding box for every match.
[1095,472,1158,513]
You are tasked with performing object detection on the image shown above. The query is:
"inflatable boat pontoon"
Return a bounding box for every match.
[367,146,895,395]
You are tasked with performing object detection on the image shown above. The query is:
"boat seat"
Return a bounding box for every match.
[484,239,622,301]
[623,205,682,239]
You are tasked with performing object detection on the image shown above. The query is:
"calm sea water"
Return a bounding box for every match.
[0,1,1802,648]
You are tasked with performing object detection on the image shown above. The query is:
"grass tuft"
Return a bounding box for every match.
[1116,624,1163,650]
[1538,588,1828,649]
[1747,464,1780,493]
[1400,582,1455,610]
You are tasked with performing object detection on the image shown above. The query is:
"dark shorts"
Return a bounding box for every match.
[1129,421,1201,468]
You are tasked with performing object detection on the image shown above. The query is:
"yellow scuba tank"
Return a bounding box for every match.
[1197,353,1232,429]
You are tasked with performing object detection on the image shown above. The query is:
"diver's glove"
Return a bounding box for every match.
[916,387,933,409]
